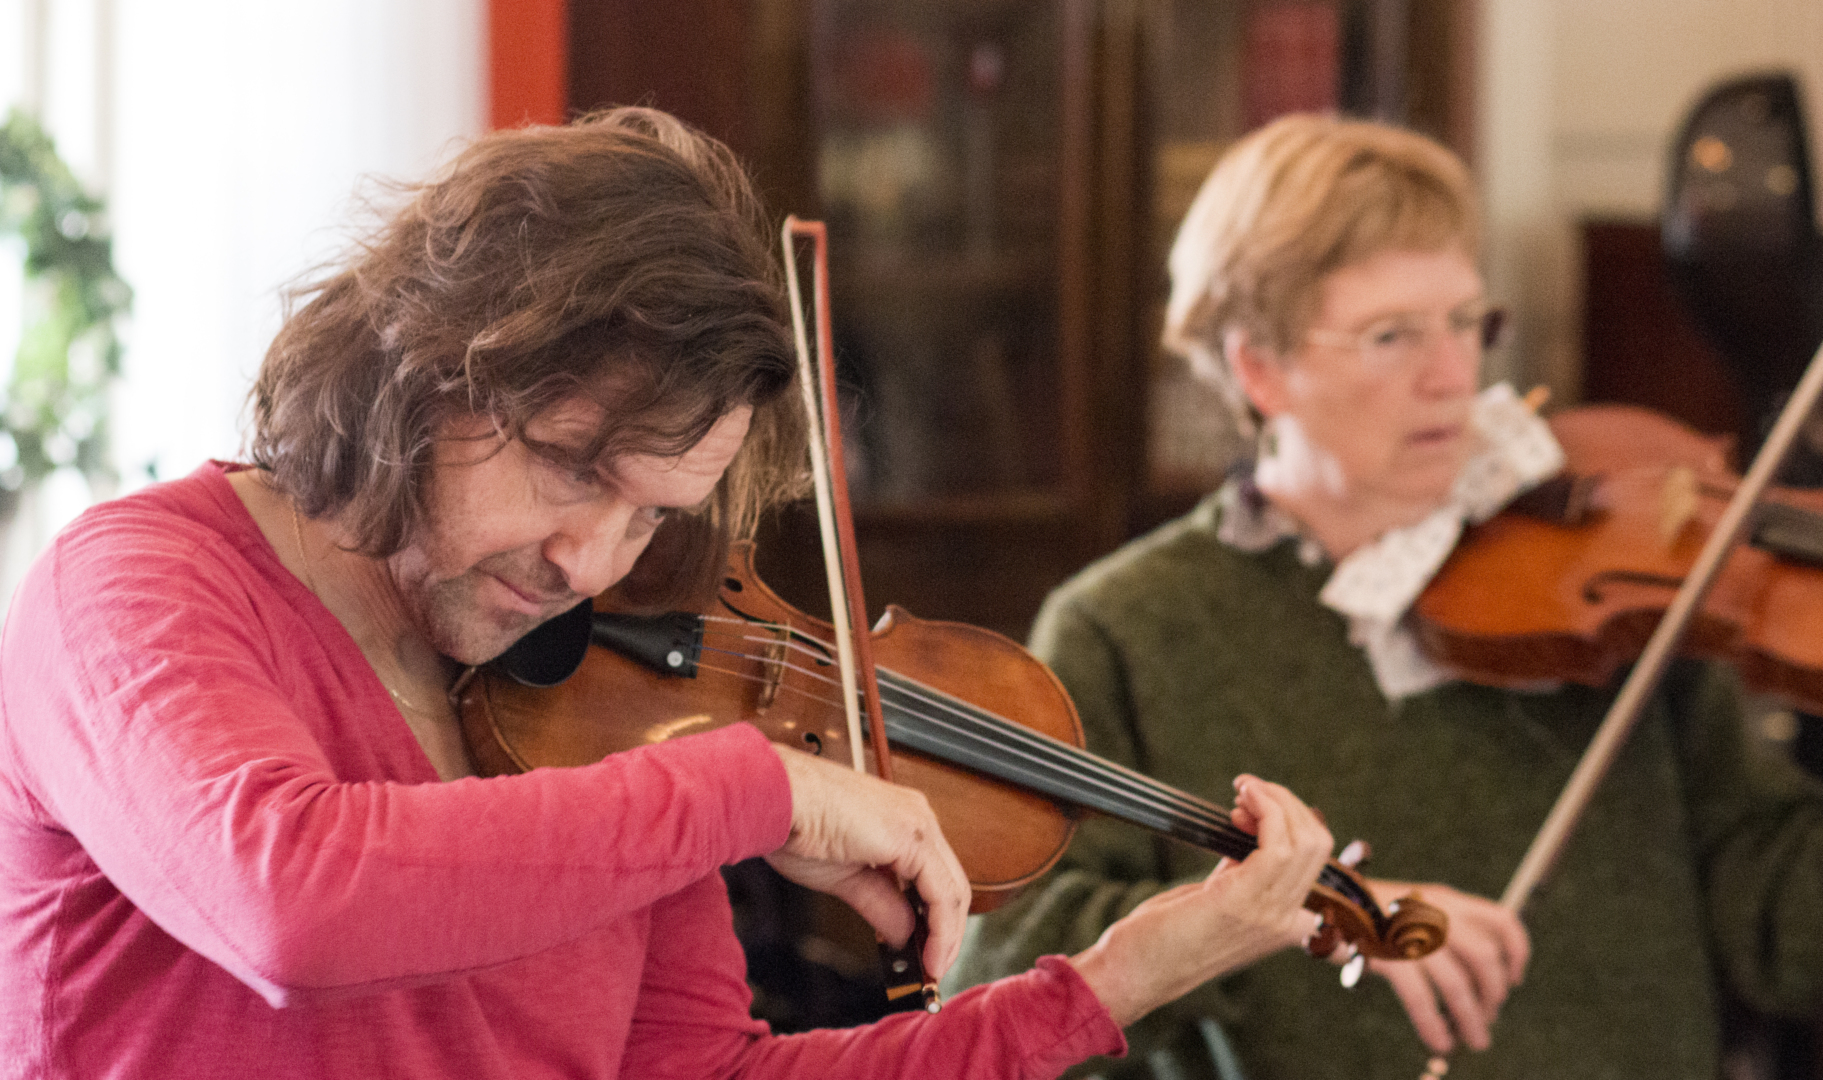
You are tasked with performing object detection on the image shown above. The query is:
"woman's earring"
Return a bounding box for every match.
[1256,417,1279,461]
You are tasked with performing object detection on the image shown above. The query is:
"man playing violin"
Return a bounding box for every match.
[949,114,1823,1079]
[0,107,1345,1080]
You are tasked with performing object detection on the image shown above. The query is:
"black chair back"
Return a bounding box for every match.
[1662,72,1823,468]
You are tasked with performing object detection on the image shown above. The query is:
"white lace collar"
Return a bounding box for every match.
[1215,383,1564,700]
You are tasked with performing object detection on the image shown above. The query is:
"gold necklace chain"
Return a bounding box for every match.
[290,501,430,715]
[289,502,321,595]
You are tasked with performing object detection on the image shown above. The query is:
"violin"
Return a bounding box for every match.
[1414,403,1823,713]
[455,540,1448,964]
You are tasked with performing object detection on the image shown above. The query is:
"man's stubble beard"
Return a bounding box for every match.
[396,553,576,667]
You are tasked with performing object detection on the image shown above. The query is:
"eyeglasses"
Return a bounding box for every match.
[1302,305,1508,369]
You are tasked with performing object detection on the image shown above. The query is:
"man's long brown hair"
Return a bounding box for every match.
[249,107,806,604]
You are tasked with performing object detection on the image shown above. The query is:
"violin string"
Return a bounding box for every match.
[692,622,1259,852]
[696,648,1260,856]
[698,619,1257,850]
[696,623,1225,817]
[692,627,1362,903]
[698,620,1245,835]
[870,670,1246,832]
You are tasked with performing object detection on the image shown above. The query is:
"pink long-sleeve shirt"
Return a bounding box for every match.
[0,464,1123,1079]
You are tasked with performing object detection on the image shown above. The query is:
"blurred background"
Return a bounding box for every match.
[5,0,1822,1074]
[5,0,1822,636]
[1,0,486,595]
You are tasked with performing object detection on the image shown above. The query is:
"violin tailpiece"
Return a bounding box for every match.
[1507,473,1599,526]
[1751,501,1823,567]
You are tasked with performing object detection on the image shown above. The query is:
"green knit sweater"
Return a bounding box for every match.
[944,491,1823,1080]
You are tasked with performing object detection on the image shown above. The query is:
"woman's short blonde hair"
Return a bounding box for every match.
[1162,114,1478,437]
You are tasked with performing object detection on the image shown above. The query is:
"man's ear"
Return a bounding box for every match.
[1227,330,1290,419]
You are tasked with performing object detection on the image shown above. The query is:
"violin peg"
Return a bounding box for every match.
[1338,839,1371,868]
[1340,951,1366,988]
[1303,917,1342,960]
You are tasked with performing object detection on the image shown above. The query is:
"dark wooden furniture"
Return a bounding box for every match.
[569,0,1469,642]
[1581,218,1744,443]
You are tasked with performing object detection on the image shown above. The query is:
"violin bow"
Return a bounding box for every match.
[781,216,941,1012]
[1418,338,1823,1080]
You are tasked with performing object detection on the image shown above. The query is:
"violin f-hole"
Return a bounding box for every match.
[1582,569,1685,604]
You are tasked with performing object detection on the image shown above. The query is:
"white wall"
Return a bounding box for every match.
[1479,0,1823,400]
[109,0,487,485]
[2,0,485,603]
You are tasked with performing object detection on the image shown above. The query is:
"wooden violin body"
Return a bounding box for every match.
[1416,404,1823,711]
[462,541,1081,909]
[458,541,1447,960]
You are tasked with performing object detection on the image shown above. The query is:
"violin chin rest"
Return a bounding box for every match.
[498,599,594,688]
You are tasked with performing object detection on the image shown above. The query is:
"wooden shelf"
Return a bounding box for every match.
[832,249,1053,308]
[855,488,1074,528]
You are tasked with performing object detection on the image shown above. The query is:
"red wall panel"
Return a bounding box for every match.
[490,0,569,128]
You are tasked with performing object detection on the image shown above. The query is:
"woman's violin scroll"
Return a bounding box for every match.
[456,542,1449,966]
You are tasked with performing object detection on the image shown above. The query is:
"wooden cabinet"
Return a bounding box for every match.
[570,0,1469,641]
[1580,219,1744,440]
[574,0,1143,640]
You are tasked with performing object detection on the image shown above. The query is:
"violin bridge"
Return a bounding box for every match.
[755,627,790,712]
[1659,466,1700,546]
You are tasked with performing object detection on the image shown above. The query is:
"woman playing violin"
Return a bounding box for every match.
[0,107,1344,1080]
[948,114,1823,1079]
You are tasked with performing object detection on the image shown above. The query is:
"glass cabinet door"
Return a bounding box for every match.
[812,0,1067,506]
[1143,0,1252,502]
[1137,0,1470,520]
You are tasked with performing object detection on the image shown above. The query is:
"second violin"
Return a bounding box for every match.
[1415,403,1823,713]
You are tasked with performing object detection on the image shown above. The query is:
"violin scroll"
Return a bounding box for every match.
[1305,862,1449,962]
[1378,894,1451,959]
